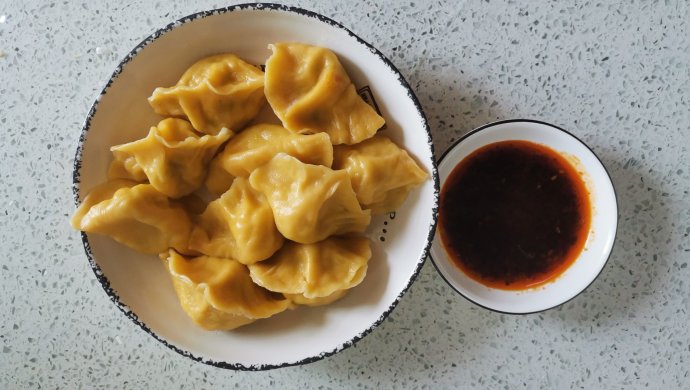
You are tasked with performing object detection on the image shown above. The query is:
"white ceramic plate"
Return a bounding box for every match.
[430,119,617,314]
[72,4,439,370]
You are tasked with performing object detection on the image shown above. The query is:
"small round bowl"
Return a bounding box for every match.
[72,4,438,369]
[430,119,617,314]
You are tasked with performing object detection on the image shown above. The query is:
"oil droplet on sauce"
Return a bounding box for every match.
[439,140,591,290]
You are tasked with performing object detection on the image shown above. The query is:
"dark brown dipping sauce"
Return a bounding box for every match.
[439,140,591,290]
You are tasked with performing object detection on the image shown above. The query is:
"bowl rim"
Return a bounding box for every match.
[429,118,618,315]
[71,2,440,370]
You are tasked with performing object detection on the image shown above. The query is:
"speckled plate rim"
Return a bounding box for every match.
[71,3,440,371]
[428,118,618,315]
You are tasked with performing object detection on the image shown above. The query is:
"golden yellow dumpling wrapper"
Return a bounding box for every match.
[333,135,427,214]
[188,177,284,265]
[163,250,290,331]
[108,153,147,182]
[248,236,371,306]
[205,123,333,195]
[71,179,138,228]
[264,42,385,145]
[148,54,265,135]
[109,118,231,198]
[249,153,371,244]
[72,183,192,254]
[218,123,333,177]
[284,290,348,307]
[204,156,236,196]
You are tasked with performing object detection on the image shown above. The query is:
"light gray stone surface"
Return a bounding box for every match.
[1,0,688,388]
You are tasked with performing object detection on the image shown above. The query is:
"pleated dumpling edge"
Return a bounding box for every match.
[73,183,193,254]
[248,236,371,306]
[163,249,291,331]
[333,135,428,215]
[148,54,266,135]
[264,42,385,145]
[109,118,231,198]
[248,153,371,244]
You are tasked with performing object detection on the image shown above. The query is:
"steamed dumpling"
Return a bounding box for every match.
[188,177,284,265]
[264,42,385,145]
[71,179,138,227]
[215,123,332,176]
[109,118,231,198]
[249,154,371,244]
[148,54,265,135]
[205,123,333,195]
[163,250,290,330]
[333,135,427,214]
[248,236,371,306]
[71,183,192,254]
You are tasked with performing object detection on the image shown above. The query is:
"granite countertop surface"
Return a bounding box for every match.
[1,0,688,388]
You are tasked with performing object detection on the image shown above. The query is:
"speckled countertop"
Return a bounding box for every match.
[1,0,688,388]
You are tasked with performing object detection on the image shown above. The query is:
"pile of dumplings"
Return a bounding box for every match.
[72,42,427,331]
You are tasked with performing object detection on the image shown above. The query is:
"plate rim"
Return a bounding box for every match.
[428,118,619,315]
[71,2,440,370]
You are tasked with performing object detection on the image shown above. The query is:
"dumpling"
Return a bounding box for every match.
[109,118,231,198]
[148,54,265,135]
[248,236,371,306]
[333,135,427,214]
[71,179,138,227]
[264,42,385,145]
[204,156,236,196]
[71,183,192,254]
[249,153,371,244]
[188,177,284,265]
[213,123,333,177]
[205,123,333,194]
[163,250,290,331]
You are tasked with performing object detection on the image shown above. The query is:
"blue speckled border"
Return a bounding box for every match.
[72,3,440,371]
[428,118,618,315]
